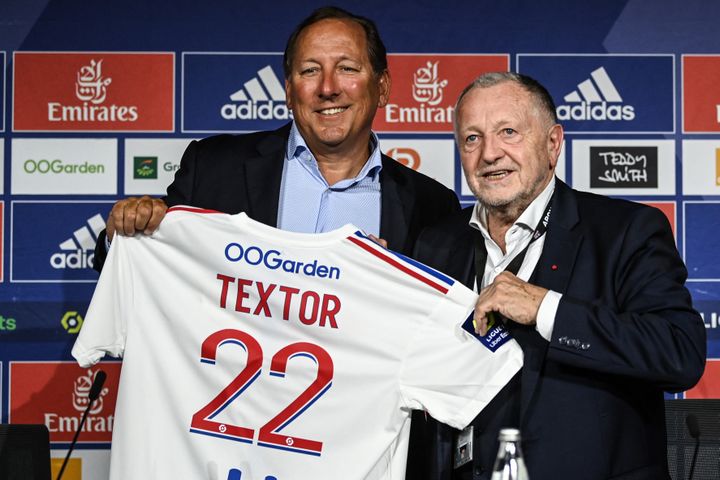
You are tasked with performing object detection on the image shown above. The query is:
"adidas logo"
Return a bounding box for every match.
[50,213,105,269]
[556,67,635,122]
[221,65,291,121]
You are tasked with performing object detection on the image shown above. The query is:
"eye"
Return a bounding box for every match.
[501,128,517,137]
[339,65,360,73]
[299,66,319,76]
[465,134,479,144]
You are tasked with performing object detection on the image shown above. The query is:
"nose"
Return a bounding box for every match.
[480,134,503,163]
[318,71,340,100]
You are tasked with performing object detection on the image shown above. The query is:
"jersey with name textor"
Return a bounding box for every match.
[72,207,523,480]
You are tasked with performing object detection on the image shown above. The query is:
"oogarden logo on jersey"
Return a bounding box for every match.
[13,52,174,131]
[517,54,674,133]
[182,53,290,132]
[9,362,120,443]
[375,54,508,133]
[224,243,341,280]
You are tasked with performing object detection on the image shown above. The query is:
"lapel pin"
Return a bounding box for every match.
[551,264,558,271]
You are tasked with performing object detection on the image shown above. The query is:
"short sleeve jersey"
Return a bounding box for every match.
[72,207,523,480]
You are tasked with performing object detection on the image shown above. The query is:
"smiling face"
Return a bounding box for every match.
[285,18,390,159]
[456,81,563,220]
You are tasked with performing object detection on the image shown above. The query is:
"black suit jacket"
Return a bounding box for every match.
[411,180,706,480]
[94,122,459,268]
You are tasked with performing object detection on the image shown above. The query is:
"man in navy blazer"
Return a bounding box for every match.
[412,72,706,479]
[93,7,458,271]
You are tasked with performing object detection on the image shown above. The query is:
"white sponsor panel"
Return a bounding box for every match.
[11,138,117,194]
[51,448,110,480]
[682,140,720,195]
[379,138,456,191]
[124,139,196,195]
[459,141,566,197]
[572,139,675,195]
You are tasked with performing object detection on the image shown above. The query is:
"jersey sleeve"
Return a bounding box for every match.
[71,235,133,367]
[398,282,523,430]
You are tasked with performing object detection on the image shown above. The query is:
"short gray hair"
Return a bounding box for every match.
[454,72,558,134]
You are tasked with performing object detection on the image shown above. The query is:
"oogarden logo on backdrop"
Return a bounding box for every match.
[23,158,105,175]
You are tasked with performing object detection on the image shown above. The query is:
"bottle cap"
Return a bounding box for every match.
[498,428,521,442]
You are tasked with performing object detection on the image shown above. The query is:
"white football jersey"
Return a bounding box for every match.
[73,207,522,480]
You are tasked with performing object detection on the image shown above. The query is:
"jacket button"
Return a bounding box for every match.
[474,466,484,476]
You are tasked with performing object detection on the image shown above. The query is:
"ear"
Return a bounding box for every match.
[547,123,563,170]
[377,70,391,108]
[285,79,294,110]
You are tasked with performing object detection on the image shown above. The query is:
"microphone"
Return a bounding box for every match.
[56,370,107,480]
[686,413,700,480]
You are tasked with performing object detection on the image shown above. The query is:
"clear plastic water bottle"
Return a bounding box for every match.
[490,428,529,480]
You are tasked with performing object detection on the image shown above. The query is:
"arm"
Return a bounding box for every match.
[549,207,705,392]
[474,207,705,392]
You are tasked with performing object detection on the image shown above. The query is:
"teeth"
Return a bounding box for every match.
[319,107,347,115]
[484,171,508,178]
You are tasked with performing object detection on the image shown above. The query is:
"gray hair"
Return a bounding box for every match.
[454,72,558,134]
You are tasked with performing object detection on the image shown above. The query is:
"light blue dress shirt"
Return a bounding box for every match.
[277,122,383,235]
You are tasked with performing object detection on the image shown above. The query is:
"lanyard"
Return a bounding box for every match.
[473,195,553,290]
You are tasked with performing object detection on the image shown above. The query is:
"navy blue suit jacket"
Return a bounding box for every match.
[94,123,459,270]
[411,180,706,480]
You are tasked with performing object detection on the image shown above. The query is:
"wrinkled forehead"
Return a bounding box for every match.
[455,82,549,131]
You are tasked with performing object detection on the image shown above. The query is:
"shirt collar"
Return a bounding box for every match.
[286,121,383,186]
[469,176,556,239]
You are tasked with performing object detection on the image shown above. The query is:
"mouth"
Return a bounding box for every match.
[482,170,512,180]
[317,106,349,116]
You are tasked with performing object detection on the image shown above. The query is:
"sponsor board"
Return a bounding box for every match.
[13,52,174,132]
[125,138,196,195]
[459,141,566,198]
[374,54,509,133]
[0,51,4,131]
[9,361,120,443]
[11,201,113,283]
[517,54,674,134]
[571,140,675,195]
[682,140,720,195]
[51,448,111,480]
[0,138,4,194]
[378,138,456,191]
[685,359,720,399]
[182,53,289,133]
[0,302,89,335]
[640,201,676,240]
[682,55,720,133]
[11,138,117,194]
[0,202,3,283]
[683,201,720,282]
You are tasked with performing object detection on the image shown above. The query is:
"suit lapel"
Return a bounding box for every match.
[520,180,583,420]
[379,156,412,251]
[243,125,289,227]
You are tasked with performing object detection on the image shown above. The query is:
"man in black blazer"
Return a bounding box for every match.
[93,7,458,271]
[413,72,706,479]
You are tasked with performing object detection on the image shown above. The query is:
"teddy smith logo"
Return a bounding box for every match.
[48,59,138,122]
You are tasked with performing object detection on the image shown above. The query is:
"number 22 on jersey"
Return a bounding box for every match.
[189,328,334,456]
